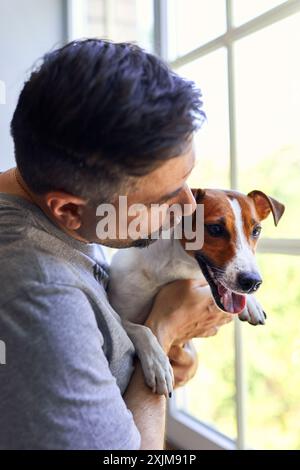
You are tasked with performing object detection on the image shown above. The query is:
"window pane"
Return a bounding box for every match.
[244,254,300,449]
[233,0,288,26]
[177,49,230,189]
[168,0,226,60]
[84,0,154,52]
[176,322,236,440]
[234,13,300,239]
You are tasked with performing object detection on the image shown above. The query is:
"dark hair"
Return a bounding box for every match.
[11,39,205,201]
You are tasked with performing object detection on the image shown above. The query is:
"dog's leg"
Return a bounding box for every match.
[122,319,174,397]
[238,295,267,325]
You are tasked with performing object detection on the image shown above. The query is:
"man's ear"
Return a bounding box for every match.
[45,191,88,230]
[247,190,285,226]
[191,188,206,203]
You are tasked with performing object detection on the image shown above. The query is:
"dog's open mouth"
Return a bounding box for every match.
[216,282,246,313]
[195,254,246,314]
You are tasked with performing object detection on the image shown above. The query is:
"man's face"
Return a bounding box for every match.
[78,139,197,248]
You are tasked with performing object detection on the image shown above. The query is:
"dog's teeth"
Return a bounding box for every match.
[220,296,224,306]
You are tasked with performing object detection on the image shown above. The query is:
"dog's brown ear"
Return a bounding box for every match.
[191,188,206,202]
[247,190,285,226]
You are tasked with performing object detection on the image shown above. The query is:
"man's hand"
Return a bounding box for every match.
[145,278,233,368]
[168,342,198,389]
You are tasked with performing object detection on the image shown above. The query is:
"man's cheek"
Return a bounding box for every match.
[148,206,170,234]
[127,207,154,238]
[118,203,170,239]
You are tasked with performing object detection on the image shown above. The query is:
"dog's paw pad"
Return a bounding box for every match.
[142,353,174,397]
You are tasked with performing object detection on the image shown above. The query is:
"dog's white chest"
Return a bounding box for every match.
[108,237,202,324]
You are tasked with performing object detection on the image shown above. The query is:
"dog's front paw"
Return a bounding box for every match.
[139,345,174,397]
[122,321,174,397]
[238,295,267,325]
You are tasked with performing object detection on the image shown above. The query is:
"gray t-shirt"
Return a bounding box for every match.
[0,193,140,450]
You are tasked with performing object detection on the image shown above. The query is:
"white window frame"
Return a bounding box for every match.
[152,0,300,450]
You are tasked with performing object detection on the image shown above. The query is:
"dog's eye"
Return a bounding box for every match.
[252,225,262,238]
[206,224,225,237]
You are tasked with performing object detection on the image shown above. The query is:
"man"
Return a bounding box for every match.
[0,39,232,450]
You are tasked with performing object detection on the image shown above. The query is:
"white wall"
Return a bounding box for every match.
[0,0,66,170]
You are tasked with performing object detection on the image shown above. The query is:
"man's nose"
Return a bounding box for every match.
[237,271,263,293]
[179,185,197,216]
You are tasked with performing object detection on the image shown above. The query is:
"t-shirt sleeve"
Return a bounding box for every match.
[0,281,141,450]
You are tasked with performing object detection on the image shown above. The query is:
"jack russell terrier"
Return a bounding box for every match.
[108,189,285,397]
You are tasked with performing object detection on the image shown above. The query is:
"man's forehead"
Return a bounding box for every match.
[132,143,195,198]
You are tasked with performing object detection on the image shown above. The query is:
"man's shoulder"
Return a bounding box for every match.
[0,243,103,351]
[0,242,81,303]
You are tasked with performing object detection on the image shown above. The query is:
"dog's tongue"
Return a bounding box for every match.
[218,284,246,314]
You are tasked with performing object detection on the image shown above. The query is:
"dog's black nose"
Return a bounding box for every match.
[237,272,262,293]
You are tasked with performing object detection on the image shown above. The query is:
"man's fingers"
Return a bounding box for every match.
[169,345,193,366]
[219,315,234,325]
[170,343,199,389]
[201,326,219,337]
[190,278,209,288]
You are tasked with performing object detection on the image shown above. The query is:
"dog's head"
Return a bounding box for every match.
[184,189,285,314]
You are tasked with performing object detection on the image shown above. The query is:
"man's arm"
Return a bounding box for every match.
[123,278,233,450]
[123,361,166,450]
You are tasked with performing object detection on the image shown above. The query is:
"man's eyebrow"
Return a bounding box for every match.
[154,186,183,204]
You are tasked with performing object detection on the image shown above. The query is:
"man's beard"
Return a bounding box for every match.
[99,236,158,249]
[124,224,167,248]
[129,237,158,248]
[93,216,178,249]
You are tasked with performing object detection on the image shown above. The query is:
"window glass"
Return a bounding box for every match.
[234,13,300,239]
[177,49,230,189]
[244,253,300,449]
[233,0,288,27]
[168,0,226,60]
[176,322,236,440]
